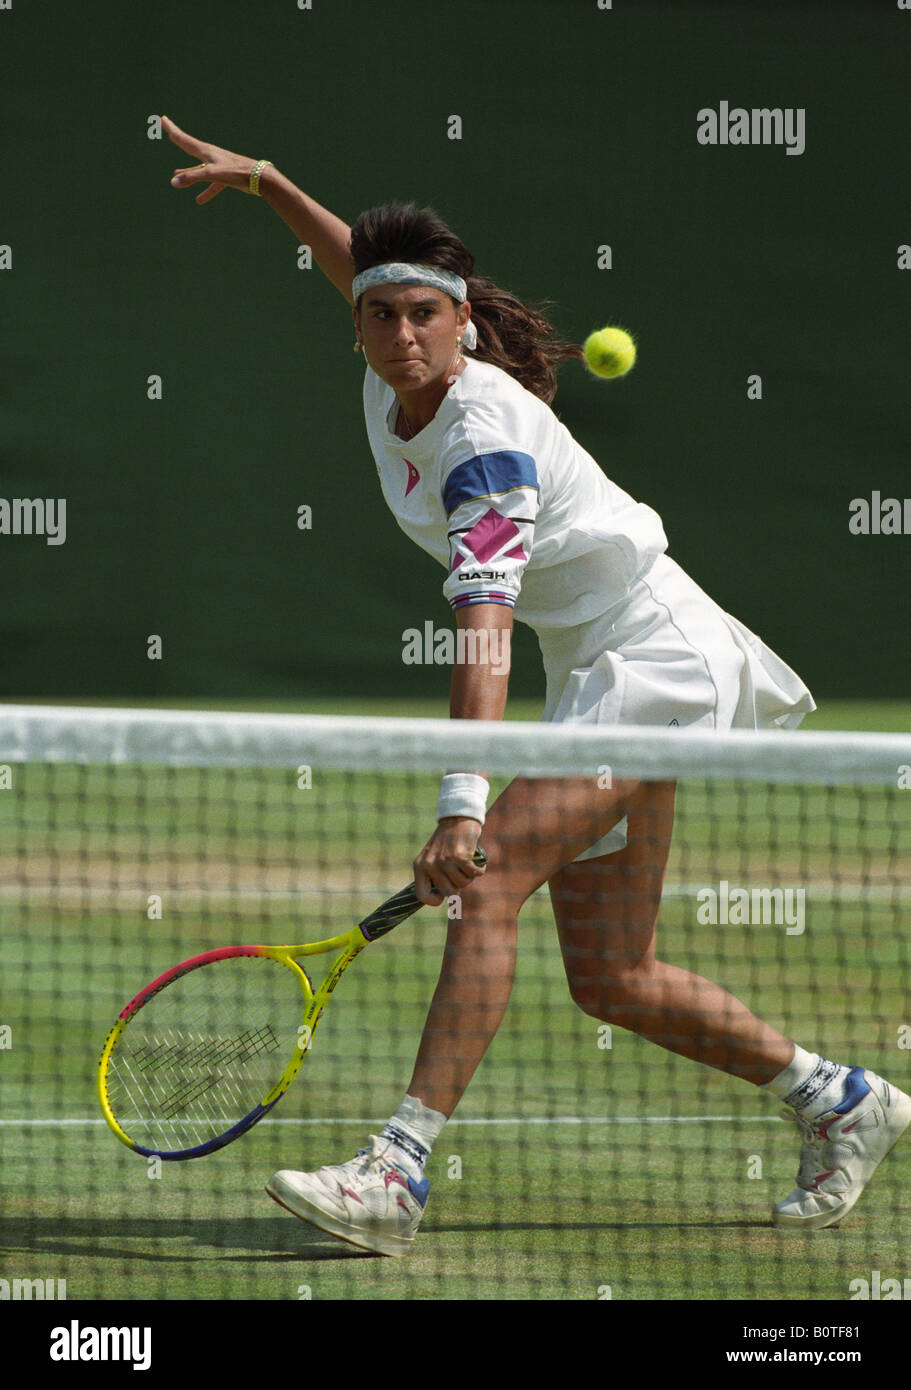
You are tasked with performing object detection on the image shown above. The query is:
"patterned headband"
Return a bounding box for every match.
[352,262,478,350]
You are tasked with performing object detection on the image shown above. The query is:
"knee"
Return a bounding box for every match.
[566,964,651,1020]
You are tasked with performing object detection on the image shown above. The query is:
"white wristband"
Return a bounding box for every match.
[436,773,489,825]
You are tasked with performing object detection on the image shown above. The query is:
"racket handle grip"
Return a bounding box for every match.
[360,846,488,942]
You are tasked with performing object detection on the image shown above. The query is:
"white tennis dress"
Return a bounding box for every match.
[363,356,814,855]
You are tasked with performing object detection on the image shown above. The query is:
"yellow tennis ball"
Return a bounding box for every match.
[583,326,637,379]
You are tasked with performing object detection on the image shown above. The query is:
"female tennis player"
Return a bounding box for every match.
[165,116,911,1258]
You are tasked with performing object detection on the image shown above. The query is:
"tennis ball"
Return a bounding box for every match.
[583,326,637,379]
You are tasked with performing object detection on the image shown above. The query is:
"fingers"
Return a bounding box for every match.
[413,832,487,907]
[161,114,204,158]
[163,116,216,192]
[195,181,225,205]
[170,164,206,188]
[163,117,256,204]
[170,165,225,204]
[413,862,446,908]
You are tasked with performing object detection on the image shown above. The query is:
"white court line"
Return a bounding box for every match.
[0,1114,784,1128]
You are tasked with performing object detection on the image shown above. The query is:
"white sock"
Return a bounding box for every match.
[379,1095,447,1180]
[762,1045,852,1119]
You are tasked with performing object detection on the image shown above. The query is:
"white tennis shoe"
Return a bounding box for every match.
[266,1136,429,1257]
[773,1067,911,1230]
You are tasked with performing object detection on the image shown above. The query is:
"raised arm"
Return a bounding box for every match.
[163,115,355,303]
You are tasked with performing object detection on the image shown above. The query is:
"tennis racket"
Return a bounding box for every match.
[98,848,486,1160]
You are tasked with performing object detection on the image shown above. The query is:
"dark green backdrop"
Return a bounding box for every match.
[3,0,909,700]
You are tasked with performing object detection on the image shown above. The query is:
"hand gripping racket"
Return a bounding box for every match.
[98,848,486,1160]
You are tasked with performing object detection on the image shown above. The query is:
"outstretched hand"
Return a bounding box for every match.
[163,114,267,205]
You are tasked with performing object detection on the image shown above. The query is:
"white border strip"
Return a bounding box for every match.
[1,704,908,784]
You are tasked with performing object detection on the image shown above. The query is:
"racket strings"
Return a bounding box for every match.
[106,956,302,1148]
[131,1021,280,1077]
[151,1024,280,1118]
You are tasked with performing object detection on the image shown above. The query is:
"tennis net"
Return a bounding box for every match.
[1,704,909,1303]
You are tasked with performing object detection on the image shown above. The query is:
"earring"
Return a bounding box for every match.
[353,339,362,353]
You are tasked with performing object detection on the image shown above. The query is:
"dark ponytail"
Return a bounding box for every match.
[350,202,582,404]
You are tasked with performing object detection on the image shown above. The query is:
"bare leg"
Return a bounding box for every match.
[407,776,794,1116]
[550,781,794,1085]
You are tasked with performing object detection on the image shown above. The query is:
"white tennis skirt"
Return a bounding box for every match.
[537,553,816,859]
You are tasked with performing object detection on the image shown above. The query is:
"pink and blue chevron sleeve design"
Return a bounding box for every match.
[441,452,539,611]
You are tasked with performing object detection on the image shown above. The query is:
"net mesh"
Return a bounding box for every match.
[1,705,910,1302]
